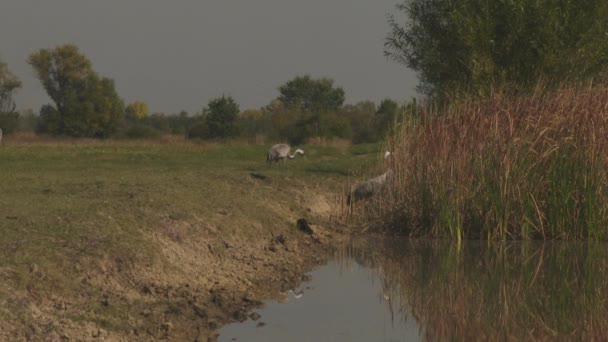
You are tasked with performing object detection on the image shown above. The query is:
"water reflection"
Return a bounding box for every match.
[344,238,608,341]
[220,238,608,341]
[219,250,421,342]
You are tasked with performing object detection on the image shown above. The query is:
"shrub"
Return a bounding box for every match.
[187,121,209,139]
[124,124,161,139]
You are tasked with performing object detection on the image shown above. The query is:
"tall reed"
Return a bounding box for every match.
[362,83,608,239]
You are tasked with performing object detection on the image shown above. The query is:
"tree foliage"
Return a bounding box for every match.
[0,111,19,134]
[375,98,399,137]
[272,76,347,144]
[28,44,124,137]
[278,75,345,113]
[0,61,21,115]
[385,0,608,100]
[203,95,240,139]
[125,100,149,120]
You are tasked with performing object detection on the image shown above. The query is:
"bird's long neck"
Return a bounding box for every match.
[288,149,304,159]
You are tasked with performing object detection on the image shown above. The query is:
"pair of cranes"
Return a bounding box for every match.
[266,143,393,204]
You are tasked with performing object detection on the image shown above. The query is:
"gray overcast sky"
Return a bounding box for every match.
[1,0,417,114]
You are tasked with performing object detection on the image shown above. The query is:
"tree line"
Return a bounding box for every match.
[0,45,413,144]
[4,1,604,142]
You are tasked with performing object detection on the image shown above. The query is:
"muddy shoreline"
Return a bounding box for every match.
[1,142,368,341]
[1,219,343,342]
[197,224,340,342]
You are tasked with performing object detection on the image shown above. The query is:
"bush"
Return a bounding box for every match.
[187,121,209,139]
[0,112,19,134]
[124,124,161,139]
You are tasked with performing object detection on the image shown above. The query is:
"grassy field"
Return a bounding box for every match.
[0,139,382,340]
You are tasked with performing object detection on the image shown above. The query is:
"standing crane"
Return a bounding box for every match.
[266,143,305,165]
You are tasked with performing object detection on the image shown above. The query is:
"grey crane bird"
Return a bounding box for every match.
[266,143,304,165]
[0,128,3,144]
[347,169,393,204]
[347,151,394,204]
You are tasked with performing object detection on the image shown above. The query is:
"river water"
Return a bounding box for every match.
[220,237,608,341]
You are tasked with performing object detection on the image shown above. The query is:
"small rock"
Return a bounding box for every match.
[141,285,154,295]
[296,218,313,235]
[273,234,287,244]
[193,304,207,318]
[256,322,267,328]
[249,312,261,321]
[249,172,268,181]
[161,322,173,333]
[233,309,248,322]
[96,328,107,338]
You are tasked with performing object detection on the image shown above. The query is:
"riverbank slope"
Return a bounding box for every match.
[0,140,378,341]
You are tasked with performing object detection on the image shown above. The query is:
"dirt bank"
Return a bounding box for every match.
[0,142,376,341]
[1,186,345,342]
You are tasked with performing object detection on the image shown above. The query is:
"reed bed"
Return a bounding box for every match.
[356,83,608,240]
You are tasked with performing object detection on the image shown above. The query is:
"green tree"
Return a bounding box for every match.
[36,104,60,134]
[278,75,345,113]
[341,101,377,144]
[274,76,346,142]
[0,111,19,134]
[125,100,149,120]
[204,95,240,138]
[375,99,399,137]
[28,44,124,137]
[18,109,38,132]
[0,61,22,134]
[385,0,608,100]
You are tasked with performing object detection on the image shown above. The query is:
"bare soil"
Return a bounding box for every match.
[0,142,374,341]
[1,191,345,342]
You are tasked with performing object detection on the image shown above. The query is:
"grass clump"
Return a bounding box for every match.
[364,83,608,240]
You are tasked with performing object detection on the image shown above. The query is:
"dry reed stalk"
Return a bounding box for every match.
[350,83,608,239]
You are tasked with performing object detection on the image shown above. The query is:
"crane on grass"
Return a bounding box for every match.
[347,150,394,204]
[266,143,305,166]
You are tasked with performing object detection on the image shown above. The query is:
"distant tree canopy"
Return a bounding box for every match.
[0,61,21,113]
[205,95,240,138]
[271,76,347,144]
[28,44,124,137]
[375,99,399,137]
[0,61,22,134]
[13,44,415,145]
[189,95,240,139]
[385,0,608,100]
[125,100,149,120]
[278,75,345,113]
